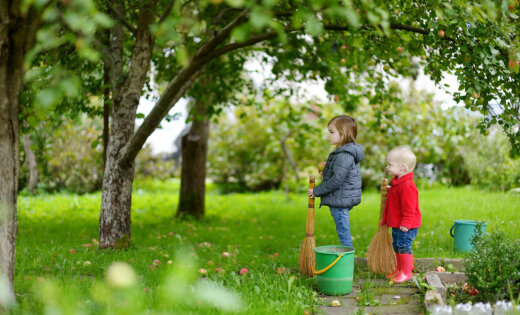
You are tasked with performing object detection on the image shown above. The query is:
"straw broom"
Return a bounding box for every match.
[367,177,397,275]
[298,176,316,276]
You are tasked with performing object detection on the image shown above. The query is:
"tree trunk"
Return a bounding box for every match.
[0,65,20,311]
[99,0,156,249]
[176,99,210,219]
[102,28,110,169]
[22,134,38,193]
[0,3,39,304]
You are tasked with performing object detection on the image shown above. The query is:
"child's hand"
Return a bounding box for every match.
[399,226,409,232]
[307,189,315,198]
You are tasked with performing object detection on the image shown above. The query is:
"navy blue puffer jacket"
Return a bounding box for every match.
[313,142,364,208]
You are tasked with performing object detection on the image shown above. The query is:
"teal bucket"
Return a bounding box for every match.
[314,245,355,295]
[449,220,487,252]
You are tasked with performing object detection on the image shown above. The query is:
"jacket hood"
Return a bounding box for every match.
[334,142,364,163]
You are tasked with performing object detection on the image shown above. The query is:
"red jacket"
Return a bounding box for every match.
[381,172,421,229]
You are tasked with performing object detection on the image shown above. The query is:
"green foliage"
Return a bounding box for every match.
[209,83,518,192]
[19,116,181,194]
[463,126,520,191]
[135,145,179,181]
[207,96,328,192]
[19,115,104,194]
[465,230,520,302]
[21,0,110,117]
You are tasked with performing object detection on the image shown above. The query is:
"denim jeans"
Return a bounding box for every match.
[329,207,353,247]
[392,228,418,254]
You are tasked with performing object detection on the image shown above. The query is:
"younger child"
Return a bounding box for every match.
[307,115,364,248]
[381,146,422,283]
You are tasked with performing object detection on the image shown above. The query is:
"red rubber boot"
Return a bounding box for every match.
[386,252,400,280]
[393,253,414,283]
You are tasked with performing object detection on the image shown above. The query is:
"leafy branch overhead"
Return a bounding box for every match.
[24,1,520,159]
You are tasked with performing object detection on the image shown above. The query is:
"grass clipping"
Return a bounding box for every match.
[367,178,397,275]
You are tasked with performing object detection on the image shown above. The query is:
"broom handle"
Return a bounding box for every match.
[305,176,315,236]
[309,176,315,208]
[377,178,389,231]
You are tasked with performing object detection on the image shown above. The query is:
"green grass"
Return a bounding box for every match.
[11,179,520,314]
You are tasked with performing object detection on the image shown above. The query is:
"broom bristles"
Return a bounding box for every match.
[298,237,316,276]
[367,229,396,275]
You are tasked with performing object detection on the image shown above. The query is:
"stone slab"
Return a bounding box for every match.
[355,257,464,272]
[436,271,467,284]
[425,272,446,299]
[362,304,422,314]
[380,294,419,305]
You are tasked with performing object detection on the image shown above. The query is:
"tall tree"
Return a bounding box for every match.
[0,0,108,303]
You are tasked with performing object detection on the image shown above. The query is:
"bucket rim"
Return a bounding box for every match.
[453,220,487,226]
[314,245,355,255]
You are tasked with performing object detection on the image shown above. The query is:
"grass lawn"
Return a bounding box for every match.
[12,179,520,314]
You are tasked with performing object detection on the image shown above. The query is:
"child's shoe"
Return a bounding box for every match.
[386,252,400,280]
[393,253,414,283]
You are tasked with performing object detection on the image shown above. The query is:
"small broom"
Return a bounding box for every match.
[298,176,316,276]
[367,177,397,275]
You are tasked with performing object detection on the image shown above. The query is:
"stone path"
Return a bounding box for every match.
[315,258,466,314]
[318,278,422,315]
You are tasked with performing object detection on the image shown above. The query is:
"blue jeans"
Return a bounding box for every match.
[329,207,353,247]
[392,228,418,254]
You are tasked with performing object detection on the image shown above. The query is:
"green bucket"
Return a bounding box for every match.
[449,220,487,252]
[314,245,355,295]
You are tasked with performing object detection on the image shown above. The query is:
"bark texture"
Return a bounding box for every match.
[99,0,156,249]
[176,99,210,219]
[0,1,39,303]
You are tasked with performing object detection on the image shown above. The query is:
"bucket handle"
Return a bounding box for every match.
[450,223,457,238]
[313,253,344,275]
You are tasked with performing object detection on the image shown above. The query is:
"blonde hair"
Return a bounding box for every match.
[388,146,417,172]
[328,115,357,147]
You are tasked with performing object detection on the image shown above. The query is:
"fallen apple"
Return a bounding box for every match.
[435,266,446,272]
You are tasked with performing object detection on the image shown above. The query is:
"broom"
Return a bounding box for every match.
[367,177,397,275]
[298,175,316,276]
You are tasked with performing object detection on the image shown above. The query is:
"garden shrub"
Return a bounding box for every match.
[208,99,328,192]
[465,230,520,302]
[208,85,519,192]
[19,115,104,194]
[134,144,178,181]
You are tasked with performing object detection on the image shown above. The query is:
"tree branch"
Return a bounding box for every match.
[119,18,432,167]
[106,1,137,35]
[159,0,174,23]
[193,9,249,60]
[118,61,204,167]
[202,31,279,62]
[281,130,300,182]
[324,23,429,35]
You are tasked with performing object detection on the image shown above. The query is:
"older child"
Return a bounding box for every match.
[382,146,422,283]
[308,115,364,248]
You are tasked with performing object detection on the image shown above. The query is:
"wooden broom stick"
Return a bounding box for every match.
[298,176,316,276]
[367,178,397,275]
